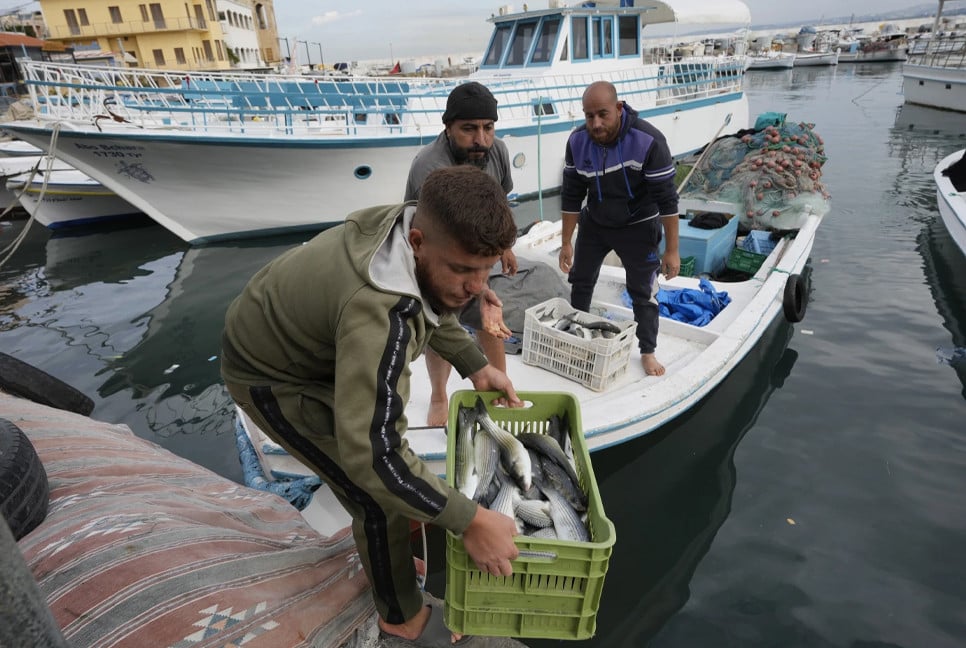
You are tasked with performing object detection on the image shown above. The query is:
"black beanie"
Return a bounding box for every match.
[442,82,499,124]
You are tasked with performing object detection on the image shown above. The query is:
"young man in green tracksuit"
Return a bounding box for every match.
[221,166,522,646]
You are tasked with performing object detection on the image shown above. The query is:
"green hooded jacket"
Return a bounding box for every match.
[221,202,485,532]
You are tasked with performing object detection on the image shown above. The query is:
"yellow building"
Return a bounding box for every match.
[38,0,280,71]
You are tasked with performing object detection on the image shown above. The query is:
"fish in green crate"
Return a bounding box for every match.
[454,397,591,542]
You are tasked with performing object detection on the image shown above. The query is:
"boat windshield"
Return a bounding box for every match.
[482,15,564,68]
[482,11,639,69]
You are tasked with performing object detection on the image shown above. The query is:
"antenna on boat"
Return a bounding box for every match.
[676,112,733,193]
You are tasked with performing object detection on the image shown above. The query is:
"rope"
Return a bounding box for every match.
[0,123,62,271]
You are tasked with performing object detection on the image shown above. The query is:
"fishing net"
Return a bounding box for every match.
[679,119,831,231]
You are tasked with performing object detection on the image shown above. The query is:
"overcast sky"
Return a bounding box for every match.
[270,1,952,64]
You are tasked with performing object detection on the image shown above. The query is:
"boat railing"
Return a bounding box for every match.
[12,58,744,137]
[907,35,966,68]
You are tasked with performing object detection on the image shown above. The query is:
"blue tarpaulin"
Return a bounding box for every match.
[657,278,731,326]
[621,277,731,326]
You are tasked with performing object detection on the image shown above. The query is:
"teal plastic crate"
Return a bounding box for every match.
[444,391,616,640]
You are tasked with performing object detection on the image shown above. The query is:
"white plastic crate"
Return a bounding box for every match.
[522,298,637,391]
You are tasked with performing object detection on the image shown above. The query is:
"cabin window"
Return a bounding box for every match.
[530,18,561,64]
[618,16,639,56]
[572,17,589,60]
[108,6,123,24]
[532,98,555,117]
[560,37,568,61]
[483,24,513,66]
[506,20,538,66]
[592,17,614,58]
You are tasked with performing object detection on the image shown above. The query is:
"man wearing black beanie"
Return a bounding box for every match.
[404,81,516,427]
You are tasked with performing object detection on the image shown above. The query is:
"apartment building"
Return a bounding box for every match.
[38,0,280,71]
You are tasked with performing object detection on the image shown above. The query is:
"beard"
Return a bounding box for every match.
[414,255,463,316]
[449,141,490,169]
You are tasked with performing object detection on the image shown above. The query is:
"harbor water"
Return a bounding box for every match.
[2,63,965,647]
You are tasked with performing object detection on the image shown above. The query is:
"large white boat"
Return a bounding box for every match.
[902,1,966,112]
[903,35,966,111]
[935,149,966,256]
[0,0,750,244]
[746,51,796,70]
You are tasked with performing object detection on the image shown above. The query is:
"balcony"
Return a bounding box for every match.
[48,17,211,40]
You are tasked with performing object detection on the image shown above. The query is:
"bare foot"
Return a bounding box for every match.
[641,353,665,376]
[427,397,449,427]
[377,599,463,643]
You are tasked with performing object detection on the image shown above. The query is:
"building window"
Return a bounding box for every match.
[206,0,217,22]
[109,6,123,24]
[194,4,206,29]
[64,10,80,35]
[78,9,89,26]
[153,49,165,66]
[215,40,224,61]
[175,47,186,64]
[150,4,166,29]
[140,5,149,22]
[202,40,214,62]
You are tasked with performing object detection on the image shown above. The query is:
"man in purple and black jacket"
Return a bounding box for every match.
[558,81,681,376]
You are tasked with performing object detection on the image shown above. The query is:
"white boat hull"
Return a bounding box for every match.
[747,55,795,70]
[838,46,908,63]
[8,167,143,229]
[902,64,966,112]
[793,51,840,66]
[238,205,823,533]
[935,149,966,255]
[5,94,746,243]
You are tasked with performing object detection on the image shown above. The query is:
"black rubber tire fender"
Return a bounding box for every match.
[0,352,93,416]
[0,418,49,541]
[782,273,808,323]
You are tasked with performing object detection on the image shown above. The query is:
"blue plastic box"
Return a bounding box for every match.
[741,230,777,256]
[660,210,738,276]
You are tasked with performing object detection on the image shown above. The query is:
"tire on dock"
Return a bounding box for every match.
[0,418,49,540]
[0,352,93,416]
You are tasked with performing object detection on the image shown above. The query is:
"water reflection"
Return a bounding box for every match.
[0,220,309,478]
[522,320,798,647]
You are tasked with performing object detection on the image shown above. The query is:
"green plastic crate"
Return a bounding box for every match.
[444,390,616,640]
[680,255,696,278]
[726,246,768,275]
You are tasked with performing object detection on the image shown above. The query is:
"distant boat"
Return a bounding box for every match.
[0,0,752,244]
[793,50,840,66]
[935,149,966,256]
[0,139,44,157]
[746,51,796,70]
[7,166,144,230]
[0,155,72,210]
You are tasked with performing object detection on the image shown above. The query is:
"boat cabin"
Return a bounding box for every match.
[477,0,750,75]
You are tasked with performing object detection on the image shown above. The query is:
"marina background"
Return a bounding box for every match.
[1,62,965,646]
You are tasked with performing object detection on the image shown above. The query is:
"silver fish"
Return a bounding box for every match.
[516,432,581,494]
[455,405,477,499]
[474,396,532,491]
[471,425,500,502]
[490,480,522,533]
[515,498,554,528]
[543,485,590,542]
[540,455,587,512]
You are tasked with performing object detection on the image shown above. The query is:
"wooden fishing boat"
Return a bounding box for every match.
[238,185,826,532]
